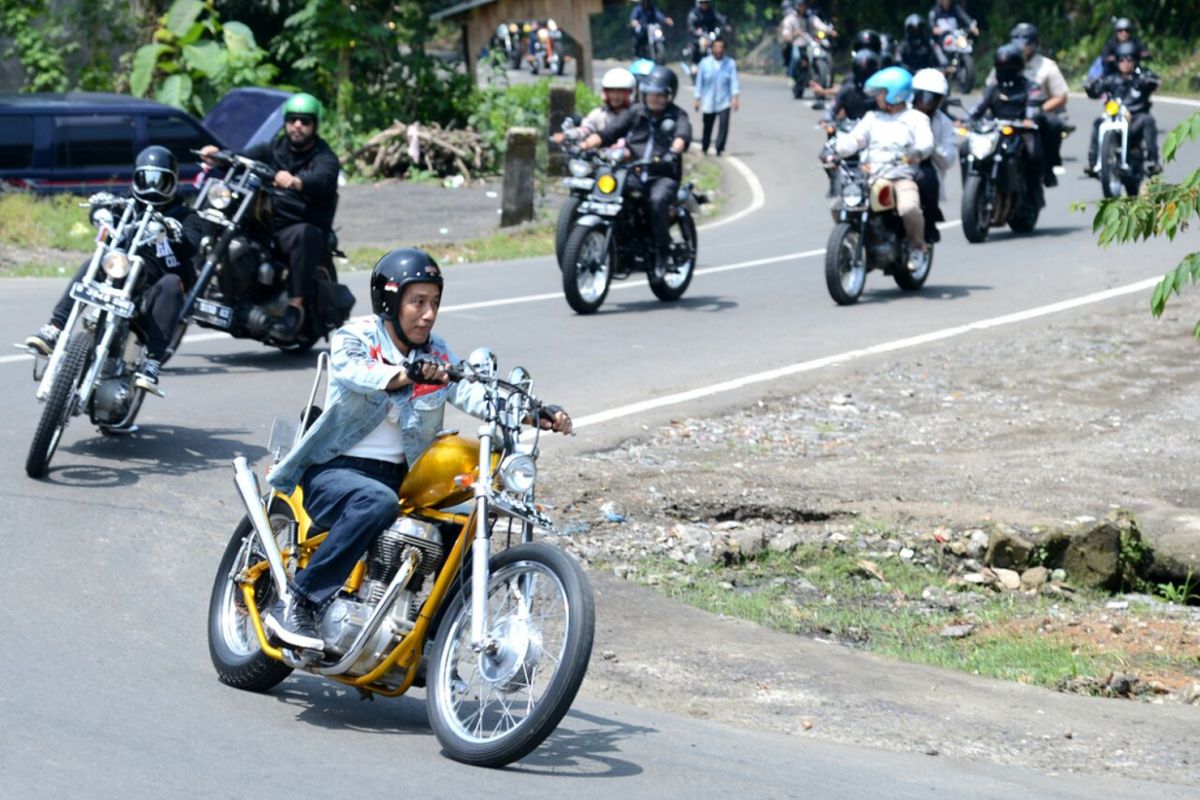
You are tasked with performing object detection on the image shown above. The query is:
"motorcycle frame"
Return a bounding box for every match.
[1094,103,1131,172]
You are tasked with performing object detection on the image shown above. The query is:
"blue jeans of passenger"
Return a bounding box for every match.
[291,455,407,607]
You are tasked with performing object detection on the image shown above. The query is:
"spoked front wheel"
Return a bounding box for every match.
[427,543,595,767]
[824,222,866,305]
[561,224,612,314]
[26,329,93,478]
[648,212,697,302]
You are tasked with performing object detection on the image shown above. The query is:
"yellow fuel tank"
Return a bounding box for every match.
[399,433,486,511]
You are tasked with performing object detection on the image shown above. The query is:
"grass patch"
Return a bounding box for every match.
[623,540,1197,692]
[3,262,77,278]
[0,193,97,253]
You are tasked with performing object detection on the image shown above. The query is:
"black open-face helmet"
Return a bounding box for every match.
[852,29,882,55]
[133,145,177,206]
[370,248,444,346]
[852,49,882,87]
[642,65,678,102]
[994,42,1026,83]
[1114,40,1140,63]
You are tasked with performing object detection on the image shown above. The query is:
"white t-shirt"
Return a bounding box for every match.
[343,408,406,463]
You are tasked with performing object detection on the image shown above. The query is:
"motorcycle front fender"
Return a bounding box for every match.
[574,214,609,230]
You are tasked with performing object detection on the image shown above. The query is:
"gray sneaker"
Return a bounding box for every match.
[24,323,61,357]
[265,596,325,651]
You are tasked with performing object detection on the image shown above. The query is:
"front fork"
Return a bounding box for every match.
[471,423,494,650]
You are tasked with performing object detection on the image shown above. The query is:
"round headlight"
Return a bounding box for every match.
[568,158,591,178]
[596,174,617,194]
[207,181,233,210]
[101,251,131,279]
[841,183,864,208]
[1105,100,1120,117]
[500,454,537,494]
[90,207,114,231]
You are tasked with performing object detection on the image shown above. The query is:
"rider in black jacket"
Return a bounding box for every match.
[899,14,947,72]
[969,44,1047,197]
[24,146,202,389]
[1100,18,1152,77]
[1084,41,1162,174]
[582,66,693,278]
[687,0,728,70]
[201,92,340,341]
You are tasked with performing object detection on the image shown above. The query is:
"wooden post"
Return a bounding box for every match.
[547,85,575,176]
[500,127,537,227]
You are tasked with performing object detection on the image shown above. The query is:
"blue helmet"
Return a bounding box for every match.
[863,66,914,105]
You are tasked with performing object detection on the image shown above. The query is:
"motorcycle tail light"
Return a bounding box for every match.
[1105,100,1120,117]
[597,174,617,194]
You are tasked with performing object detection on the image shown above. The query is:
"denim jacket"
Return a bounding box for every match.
[268,317,488,494]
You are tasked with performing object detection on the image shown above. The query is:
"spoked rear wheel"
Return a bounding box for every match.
[649,213,697,302]
[207,502,296,692]
[26,329,93,479]
[561,224,612,314]
[427,543,595,767]
[894,243,933,291]
[824,222,866,305]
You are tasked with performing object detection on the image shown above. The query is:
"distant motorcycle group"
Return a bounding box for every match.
[491,18,567,75]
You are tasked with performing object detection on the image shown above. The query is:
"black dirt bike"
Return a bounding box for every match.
[180,149,355,353]
[557,145,703,314]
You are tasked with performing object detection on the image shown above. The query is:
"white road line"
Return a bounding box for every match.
[0,219,966,364]
[574,275,1162,429]
[696,153,766,233]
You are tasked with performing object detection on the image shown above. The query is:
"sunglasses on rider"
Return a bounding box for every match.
[285,114,316,127]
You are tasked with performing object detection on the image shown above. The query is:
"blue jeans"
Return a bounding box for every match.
[291,455,406,607]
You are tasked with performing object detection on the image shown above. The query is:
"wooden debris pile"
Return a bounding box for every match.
[351,122,492,179]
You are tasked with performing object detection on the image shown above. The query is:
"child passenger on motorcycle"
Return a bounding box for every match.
[834,66,934,273]
[552,68,637,145]
[1083,42,1161,175]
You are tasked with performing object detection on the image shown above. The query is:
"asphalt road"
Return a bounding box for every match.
[1,70,1197,797]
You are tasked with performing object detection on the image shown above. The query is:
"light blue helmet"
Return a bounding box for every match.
[863,66,914,105]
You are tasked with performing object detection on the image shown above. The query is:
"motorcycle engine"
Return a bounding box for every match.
[866,217,900,266]
[92,372,135,424]
[318,517,444,663]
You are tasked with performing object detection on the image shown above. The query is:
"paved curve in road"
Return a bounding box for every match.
[1,70,1197,798]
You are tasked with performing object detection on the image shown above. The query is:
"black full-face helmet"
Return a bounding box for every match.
[852,29,882,55]
[994,42,1026,83]
[904,14,926,40]
[370,248,444,347]
[132,145,178,206]
[642,65,679,102]
[852,49,882,87]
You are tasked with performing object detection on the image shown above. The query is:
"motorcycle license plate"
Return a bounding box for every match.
[193,297,234,329]
[69,281,135,319]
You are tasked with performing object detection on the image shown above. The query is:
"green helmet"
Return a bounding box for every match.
[283,92,323,123]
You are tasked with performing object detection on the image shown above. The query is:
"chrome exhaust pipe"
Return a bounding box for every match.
[232,456,291,602]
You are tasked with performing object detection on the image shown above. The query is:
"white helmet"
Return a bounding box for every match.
[911,68,949,96]
[601,67,638,91]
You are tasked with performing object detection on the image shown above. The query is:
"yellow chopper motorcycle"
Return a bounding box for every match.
[207,349,594,767]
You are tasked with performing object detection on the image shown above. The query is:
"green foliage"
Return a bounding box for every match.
[0,0,73,92]
[0,194,100,253]
[130,0,277,115]
[1156,569,1198,604]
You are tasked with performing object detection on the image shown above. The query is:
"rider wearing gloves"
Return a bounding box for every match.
[553,67,637,144]
[581,65,693,279]
[899,14,947,72]
[1084,42,1162,175]
[985,23,1068,187]
[200,92,339,342]
[835,66,934,273]
[972,44,1048,197]
[24,145,201,391]
[911,68,957,243]
[1101,18,1152,77]
[265,249,572,651]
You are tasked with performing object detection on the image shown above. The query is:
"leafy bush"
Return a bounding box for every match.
[469,79,599,155]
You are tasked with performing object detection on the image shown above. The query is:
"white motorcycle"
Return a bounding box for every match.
[1092,97,1145,198]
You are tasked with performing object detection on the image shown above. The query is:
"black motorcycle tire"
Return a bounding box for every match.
[792,77,805,99]
[1008,192,1040,233]
[814,59,833,90]
[961,174,990,243]
[825,222,866,306]
[555,196,584,268]
[427,543,594,768]
[207,504,295,693]
[561,224,612,314]
[649,213,697,302]
[957,54,975,93]
[1100,133,1124,199]
[26,329,93,479]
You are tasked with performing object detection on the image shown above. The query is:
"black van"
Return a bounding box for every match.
[0,92,225,195]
